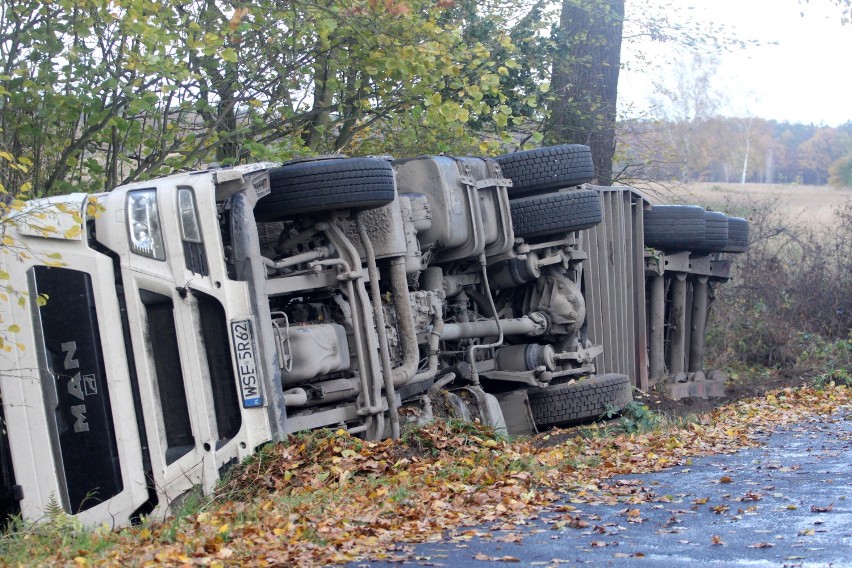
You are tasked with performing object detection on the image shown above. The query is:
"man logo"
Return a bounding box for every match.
[61,342,89,433]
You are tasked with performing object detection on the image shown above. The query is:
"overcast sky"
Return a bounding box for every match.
[618,0,852,126]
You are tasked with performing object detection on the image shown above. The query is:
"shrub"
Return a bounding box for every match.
[706,198,852,371]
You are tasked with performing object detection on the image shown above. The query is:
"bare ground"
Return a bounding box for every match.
[636,368,816,419]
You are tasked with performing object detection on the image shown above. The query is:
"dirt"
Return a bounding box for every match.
[635,367,816,419]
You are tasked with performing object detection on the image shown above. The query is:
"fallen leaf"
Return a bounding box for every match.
[568,516,588,529]
[749,542,775,548]
[810,503,834,513]
[711,535,725,545]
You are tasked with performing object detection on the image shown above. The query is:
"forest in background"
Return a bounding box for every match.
[616,118,852,187]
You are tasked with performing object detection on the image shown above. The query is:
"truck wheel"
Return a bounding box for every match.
[721,216,749,253]
[528,374,633,429]
[692,211,729,254]
[495,144,595,197]
[254,158,396,221]
[510,189,602,239]
[643,205,706,252]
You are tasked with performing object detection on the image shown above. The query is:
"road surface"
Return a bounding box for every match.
[357,410,852,567]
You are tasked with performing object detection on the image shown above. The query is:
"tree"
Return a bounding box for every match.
[548,0,625,185]
[0,0,195,195]
[829,153,852,187]
[798,127,851,185]
[0,0,527,196]
[649,52,723,182]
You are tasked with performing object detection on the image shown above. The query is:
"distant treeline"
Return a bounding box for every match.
[615,118,852,186]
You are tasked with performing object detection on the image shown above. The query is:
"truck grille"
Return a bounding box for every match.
[32,266,124,513]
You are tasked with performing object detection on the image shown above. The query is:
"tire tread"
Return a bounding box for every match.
[528,374,633,428]
[496,145,595,197]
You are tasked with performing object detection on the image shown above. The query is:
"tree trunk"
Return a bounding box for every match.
[548,0,624,186]
[305,51,336,152]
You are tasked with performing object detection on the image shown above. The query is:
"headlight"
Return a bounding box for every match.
[126,189,165,260]
[177,188,202,243]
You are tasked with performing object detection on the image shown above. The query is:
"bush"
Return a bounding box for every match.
[706,199,852,371]
[829,153,852,188]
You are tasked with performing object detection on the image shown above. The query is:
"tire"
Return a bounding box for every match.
[528,374,633,429]
[495,144,595,197]
[721,216,749,253]
[692,211,729,254]
[643,205,706,252]
[254,158,396,221]
[510,190,602,239]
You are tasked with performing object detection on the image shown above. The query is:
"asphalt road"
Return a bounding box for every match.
[357,410,852,567]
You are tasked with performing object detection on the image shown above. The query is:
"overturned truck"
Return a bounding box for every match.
[0,145,747,527]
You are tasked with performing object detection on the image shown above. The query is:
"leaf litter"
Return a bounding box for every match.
[5,385,851,566]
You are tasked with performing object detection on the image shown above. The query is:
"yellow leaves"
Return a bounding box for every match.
[63,225,82,239]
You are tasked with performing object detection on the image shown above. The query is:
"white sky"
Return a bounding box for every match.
[618,0,852,126]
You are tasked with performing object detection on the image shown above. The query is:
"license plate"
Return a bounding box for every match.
[230,319,264,408]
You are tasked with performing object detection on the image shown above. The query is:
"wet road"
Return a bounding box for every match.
[358,410,852,567]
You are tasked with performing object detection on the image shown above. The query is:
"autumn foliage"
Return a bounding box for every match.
[2,386,849,565]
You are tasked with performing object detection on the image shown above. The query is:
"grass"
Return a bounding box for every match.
[683,182,851,227]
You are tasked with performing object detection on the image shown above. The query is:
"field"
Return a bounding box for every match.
[634,181,852,227]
